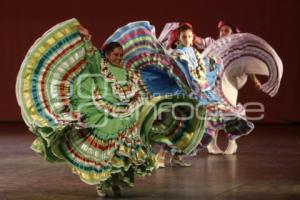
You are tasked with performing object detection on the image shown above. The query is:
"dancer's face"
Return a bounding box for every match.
[178,29,194,47]
[106,47,123,67]
[219,25,233,38]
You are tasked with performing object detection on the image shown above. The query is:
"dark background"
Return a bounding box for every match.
[0,0,299,123]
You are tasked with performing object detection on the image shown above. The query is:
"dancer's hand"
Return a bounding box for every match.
[194,36,204,46]
[249,74,262,91]
[254,81,262,91]
[77,25,91,39]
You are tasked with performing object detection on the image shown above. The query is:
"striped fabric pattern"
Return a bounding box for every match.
[16,19,155,186]
[103,21,193,96]
[202,33,283,107]
[16,18,84,127]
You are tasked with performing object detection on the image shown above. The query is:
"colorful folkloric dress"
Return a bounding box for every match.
[16,19,157,188]
[102,21,208,156]
[198,33,283,147]
[158,23,283,148]
[16,19,210,187]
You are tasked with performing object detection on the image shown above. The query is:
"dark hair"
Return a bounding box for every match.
[219,23,240,34]
[102,42,122,56]
[171,24,194,49]
[177,24,194,35]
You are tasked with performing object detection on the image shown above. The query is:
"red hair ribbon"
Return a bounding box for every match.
[167,22,197,48]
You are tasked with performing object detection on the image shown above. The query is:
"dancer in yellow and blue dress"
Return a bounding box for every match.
[154,22,222,167]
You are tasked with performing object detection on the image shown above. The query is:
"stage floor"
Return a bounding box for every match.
[0,123,300,200]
